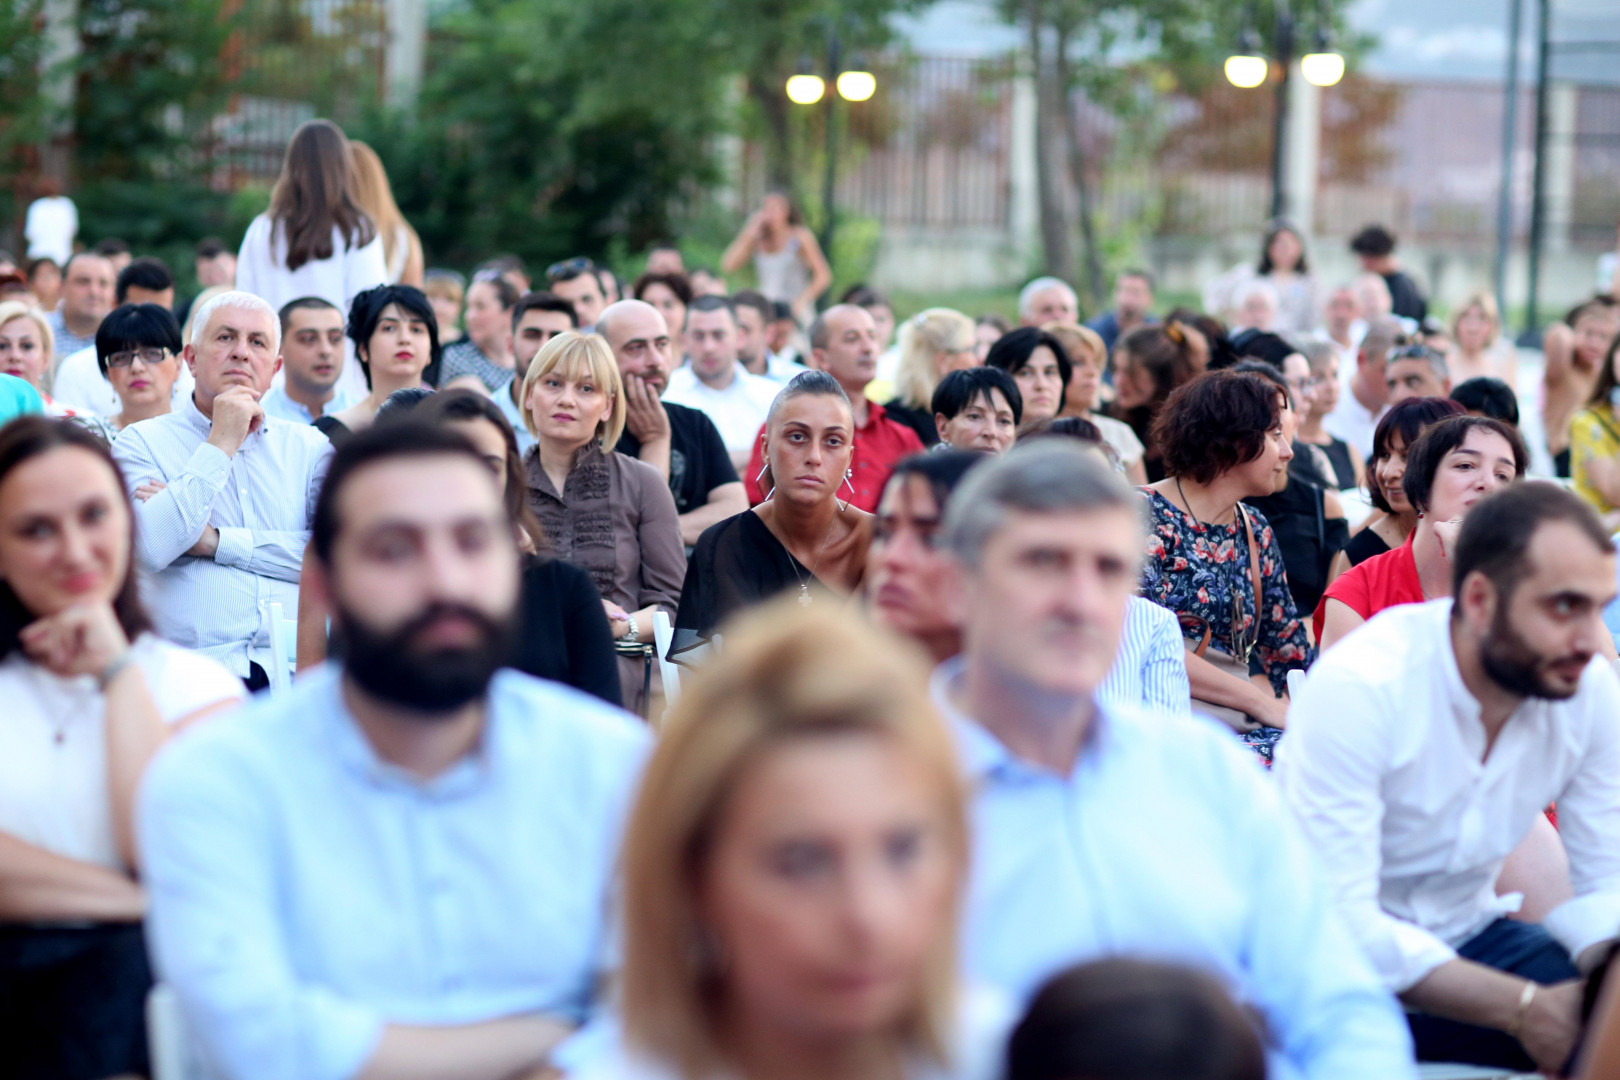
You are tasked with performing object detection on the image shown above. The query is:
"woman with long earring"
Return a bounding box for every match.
[670,371,873,663]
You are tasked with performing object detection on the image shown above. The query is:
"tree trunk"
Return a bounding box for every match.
[747,73,796,194]
[1054,23,1105,306]
[1027,2,1072,282]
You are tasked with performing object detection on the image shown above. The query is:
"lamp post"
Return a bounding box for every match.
[1226,0,1343,221]
[785,24,875,274]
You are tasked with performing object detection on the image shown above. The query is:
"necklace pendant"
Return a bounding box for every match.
[798,584,813,606]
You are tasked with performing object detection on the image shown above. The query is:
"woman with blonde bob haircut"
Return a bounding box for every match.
[1447,289,1515,387]
[585,599,1008,1080]
[882,308,979,446]
[521,330,683,712]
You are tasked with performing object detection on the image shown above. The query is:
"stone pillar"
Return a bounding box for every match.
[1008,73,1040,269]
[383,0,426,107]
[1284,63,1321,234]
[1544,82,1577,253]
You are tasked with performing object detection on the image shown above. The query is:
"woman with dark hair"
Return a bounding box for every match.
[236,118,386,402]
[1327,396,1466,581]
[1316,414,1527,650]
[1110,324,1198,482]
[720,191,832,320]
[984,326,1069,426]
[437,272,518,392]
[1255,220,1319,336]
[672,371,873,662]
[1139,370,1311,764]
[0,418,243,1078]
[931,367,1022,455]
[632,270,693,337]
[314,283,439,442]
[71,303,187,442]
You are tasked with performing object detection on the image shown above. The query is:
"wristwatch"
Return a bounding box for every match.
[622,618,640,644]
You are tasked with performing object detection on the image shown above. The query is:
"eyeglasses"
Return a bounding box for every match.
[546,256,596,282]
[106,347,170,368]
[1389,344,1444,363]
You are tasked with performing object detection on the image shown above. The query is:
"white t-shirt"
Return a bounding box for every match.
[25,196,78,264]
[1092,413,1144,469]
[52,344,195,418]
[0,634,244,869]
[662,363,781,455]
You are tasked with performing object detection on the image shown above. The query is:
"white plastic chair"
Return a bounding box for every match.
[1416,1065,1537,1079]
[652,609,680,719]
[265,602,294,694]
[1285,667,1306,701]
[146,983,191,1080]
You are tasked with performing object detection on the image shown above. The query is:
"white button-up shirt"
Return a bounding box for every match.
[112,394,333,678]
[662,363,780,455]
[1097,595,1192,718]
[1277,599,1620,992]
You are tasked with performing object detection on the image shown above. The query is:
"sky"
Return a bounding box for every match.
[894,0,1620,85]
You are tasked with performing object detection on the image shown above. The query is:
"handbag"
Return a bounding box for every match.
[1180,503,1267,733]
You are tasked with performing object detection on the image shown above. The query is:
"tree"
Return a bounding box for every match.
[0,0,49,247]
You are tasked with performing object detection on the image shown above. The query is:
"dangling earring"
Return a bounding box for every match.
[756,461,770,485]
[837,468,854,512]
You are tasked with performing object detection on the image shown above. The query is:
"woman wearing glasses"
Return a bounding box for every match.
[1138,370,1312,765]
[75,304,187,442]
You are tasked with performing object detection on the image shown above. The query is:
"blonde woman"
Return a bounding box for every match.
[1446,290,1516,387]
[350,140,425,287]
[878,308,979,446]
[0,300,69,415]
[521,330,683,710]
[1044,321,1147,484]
[576,599,1010,1080]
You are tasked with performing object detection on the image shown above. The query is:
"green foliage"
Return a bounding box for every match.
[0,0,49,226]
[73,178,261,293]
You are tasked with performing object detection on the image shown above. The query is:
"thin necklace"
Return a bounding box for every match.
[785,513,840,606]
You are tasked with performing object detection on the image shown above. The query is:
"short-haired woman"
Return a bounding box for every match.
[576,598,1009,1080]
[522,331,683,710]
[315,284,440,442]
[1045,320,1147,483]
[633,270,693,337]
[0,418,243,1077]
[1109,324,1198,482]
[1139,370,1311,763]
[438,272,518,392]
[1293,338,1363,490]
[1447,289,1516,387]
[882,308,980,446]
[672,371,872,661]
[71,303,186,442]
[984,326,1069,427]
[1316,414,1527,650]
[931,367,1022,456]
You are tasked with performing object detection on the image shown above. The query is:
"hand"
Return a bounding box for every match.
[1516,979,1582,1075]
[1431,517,1464,562]
[603,600,631,639]
[1250,688,1290,729]
[134,479,167,502]
[206,386,265,457]
[19,602,131,679]
[623,375,670,444]
[186,525,220,559]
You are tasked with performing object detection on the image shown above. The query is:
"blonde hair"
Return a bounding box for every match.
[519,330,626,449]
[1450,289,1501,346]
[894,307,975,408]
[349,141,418,276]
[1043,321,1105,373]
[0,301,55,392]
[619,598,968,1078]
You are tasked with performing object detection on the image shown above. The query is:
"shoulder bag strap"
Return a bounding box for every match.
[1237,503,1263,632]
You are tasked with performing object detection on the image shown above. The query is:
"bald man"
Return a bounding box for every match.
[599,299,746,545]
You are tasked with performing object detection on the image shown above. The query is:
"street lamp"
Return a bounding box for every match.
[786,31,876,277]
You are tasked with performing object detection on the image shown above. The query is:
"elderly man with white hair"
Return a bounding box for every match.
[1019,275,1080,328]
[113,290,333,690]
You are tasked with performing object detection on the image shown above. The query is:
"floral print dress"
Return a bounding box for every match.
[1138,489,1313,764]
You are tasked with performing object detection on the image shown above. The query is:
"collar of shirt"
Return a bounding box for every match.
[929,657,1113,785]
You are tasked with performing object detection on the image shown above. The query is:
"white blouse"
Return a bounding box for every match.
[0,633,244,869]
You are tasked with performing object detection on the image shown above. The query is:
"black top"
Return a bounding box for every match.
[1342,526,1393,568]
[1244,461,1349,617]
[1383,270,1428,323]
[313,415,351,445]
[1312,437,1358,491]
[614,401,738,515]
[882,398,940,447]
[514,555,622,707]
[671,510,816,663]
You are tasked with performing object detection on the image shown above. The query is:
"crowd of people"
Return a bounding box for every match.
[6,115,1620,1080]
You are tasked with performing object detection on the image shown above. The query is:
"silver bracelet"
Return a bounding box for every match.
[97,649,136,690]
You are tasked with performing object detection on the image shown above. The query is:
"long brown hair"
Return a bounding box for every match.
[268,119,377,272]
[349,140,413,273]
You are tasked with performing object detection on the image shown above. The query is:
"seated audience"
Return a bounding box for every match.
[260,296,354,423]
[68,303,185,443]
[1109,324,1198,481]
[931,367,1022,456]
[140,421,648,1080]
[0,300,70,416]
[499,290,578,453]
[1543,295,1619,477]
[112,291,332,689]
[984,326,1069,427]
[1020,276,1080,328]
[0,418,242,1079]
[1452,375,1521,426]
[520,330,683,711]
[437,271,516,391]
[1046,320,1147,482]
[883,307,979,446]
[731,288,805,383]
[598,299,745,546]
[1295,338,1364,489]
[1448,290,1517,387]
[662,295,779,468]
[548,257,610,330]
[1316,415,1527,649]
[630,269,690,337]
[1139,370,1311,761]
[743,304,924,512]
[1571,333,1620,525]
[1386,342,1452,404]
[935,442,1416,1077]
[575,598,1010,1080]
[1328,397,1465,580]
[1083,271,1155,350]
[974,313,1009,363]
[316,283,439,442]
[1324,314,1405,461]
[421,267,464,345]
[672,371,872,661]
[1280,483,1620,1074]
[52,256,184,417]
[1350,223,1427,323]
[44,252,114,362]
[1006,959,1266,1080]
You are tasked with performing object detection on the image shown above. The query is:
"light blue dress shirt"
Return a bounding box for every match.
[932,661,1416,1080]
[259,384,358,425]
[112,395,333,678]
[1096,595,1191,718]
[138,665,650,1080]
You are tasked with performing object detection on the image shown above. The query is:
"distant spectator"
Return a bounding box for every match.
[1085,269,1155,352]
[93,238,131,278]
[644,243,684,276]
[1046,320,1147,482]
[720,191,831,320]
[437,271,517,392]
[53,258,185,418]
[73,303,187,441]
[932,366,1022,455]
[316,284,440,442]
[689,266,728,298]
[349,140,424,287]
[1020,276,1079,329]
[1295,338,1365,489]
[23,177,76,266]
[884,307,978,446]
[985,327,1070,426]
[45,252,115,360]
[174,238,237,330]
[1385,343,1452,405]
[24,257,61,313]
[0,269,32,304]
[260,296,354,425]
[632,270,691,337]
[1316,282,1364,369]
[1256,220,1320,336]
[422,268,465,344]
[1447,290,1516,387]
[547,257,608,330]
[1323,314,1406,462]
[0,300,71,416]
[1108,324,1198,482]
[1230,278,1280,335]
[974,312,1010,363]
[1570,332,1620,524]
[1451,376,1520,427]
[478,253,530,294]
[1542,294,1620,477]
[732,288,805,383]
[1350,224,1427,323]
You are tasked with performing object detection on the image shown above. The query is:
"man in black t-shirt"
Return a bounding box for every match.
[598,299,747,545]
[1350,224,1427,324]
